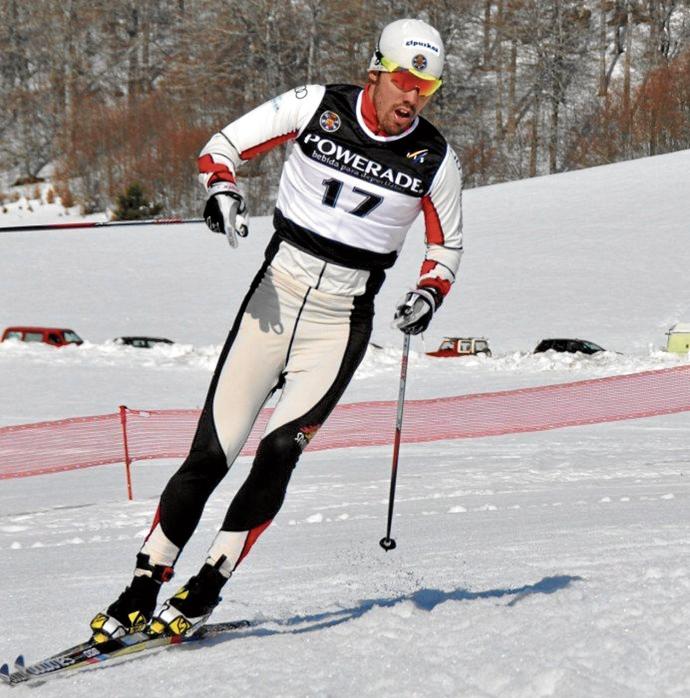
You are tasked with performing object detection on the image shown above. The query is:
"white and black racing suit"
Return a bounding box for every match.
[139,83,463,577]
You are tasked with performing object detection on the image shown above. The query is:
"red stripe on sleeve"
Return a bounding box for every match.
[420,259,438,277]
[240,131,298,161]
[419,260,451,297]
[421,194,445,245]
[198,154,236,186]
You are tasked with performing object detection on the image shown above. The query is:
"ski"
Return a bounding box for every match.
[0,619,250,686]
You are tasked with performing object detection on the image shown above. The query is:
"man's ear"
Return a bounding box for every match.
[367,70,380,86]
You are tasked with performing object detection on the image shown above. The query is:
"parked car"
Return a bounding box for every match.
[426,336,492,358]
[1,326,84,347]
[113,336,174,349]
[533,338,605,355]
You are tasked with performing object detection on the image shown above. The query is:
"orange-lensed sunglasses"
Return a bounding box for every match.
[376,52,442,96]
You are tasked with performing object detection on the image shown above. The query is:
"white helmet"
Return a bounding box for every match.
[369,18,445,80]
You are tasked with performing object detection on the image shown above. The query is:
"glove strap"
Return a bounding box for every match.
[415,286,442,312]
[208,182,246,213]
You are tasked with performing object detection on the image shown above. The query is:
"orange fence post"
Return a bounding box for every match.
[119,405,134,500]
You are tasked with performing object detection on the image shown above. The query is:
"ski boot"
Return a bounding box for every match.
[148,562,228,637]
[90,554,174,642]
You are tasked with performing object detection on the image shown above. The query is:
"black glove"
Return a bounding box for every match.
[393,287,443,335]
[203,182,248,248]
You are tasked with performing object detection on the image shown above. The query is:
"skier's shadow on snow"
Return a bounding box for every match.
[202,574,583,644]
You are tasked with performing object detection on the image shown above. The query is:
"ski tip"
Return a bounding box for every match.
[191,618,251,640]
[0,663,9,683]
[213,619,251,632]
[233,618,250,627]
[14,655,25,670]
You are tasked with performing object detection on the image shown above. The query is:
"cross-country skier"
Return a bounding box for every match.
[90,17,463,641]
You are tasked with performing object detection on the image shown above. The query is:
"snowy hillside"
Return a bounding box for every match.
[1,151,690,696]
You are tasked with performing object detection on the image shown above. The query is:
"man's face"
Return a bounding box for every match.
[368,71,432,136]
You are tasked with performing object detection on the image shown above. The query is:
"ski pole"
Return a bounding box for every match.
[380,332,411,552]
[0,217,205,233]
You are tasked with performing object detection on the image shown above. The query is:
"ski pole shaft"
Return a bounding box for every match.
[380,332,411,552]
[0,217,205,233]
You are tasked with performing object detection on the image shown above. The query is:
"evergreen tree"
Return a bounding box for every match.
[113,182,162,220]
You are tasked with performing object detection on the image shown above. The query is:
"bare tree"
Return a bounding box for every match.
[2,0,689,208]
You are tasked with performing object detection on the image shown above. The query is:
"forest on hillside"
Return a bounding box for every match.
[1,0,689,215]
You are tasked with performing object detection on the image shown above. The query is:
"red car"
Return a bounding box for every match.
[426,337,492,358]
[1,326,84,347]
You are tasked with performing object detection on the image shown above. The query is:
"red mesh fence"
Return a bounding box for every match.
[1,365,689,483]
[0,413,124,479]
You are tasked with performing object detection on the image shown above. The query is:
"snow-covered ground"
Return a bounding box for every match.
[1,150,690,696]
